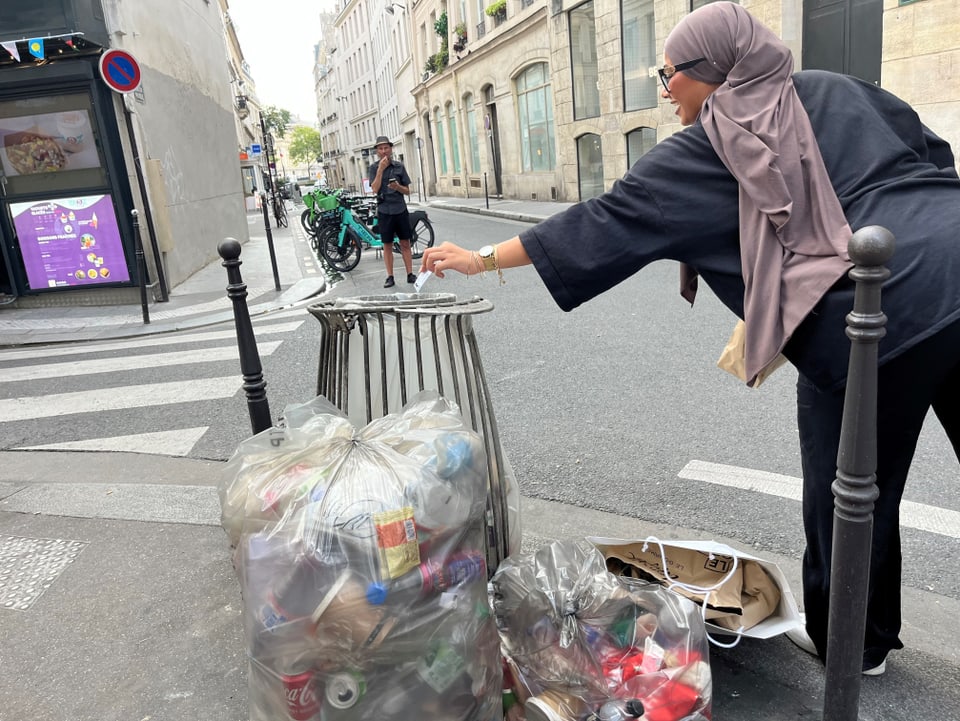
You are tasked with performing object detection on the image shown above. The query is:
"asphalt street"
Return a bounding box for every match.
[0,198,957,720]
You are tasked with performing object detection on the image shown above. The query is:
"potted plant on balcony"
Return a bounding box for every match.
[452,22,467,52]
[485,0,506,22]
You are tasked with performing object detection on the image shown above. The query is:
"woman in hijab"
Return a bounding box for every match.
[420,2,960,676]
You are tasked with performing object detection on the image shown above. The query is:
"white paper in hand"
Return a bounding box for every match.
[414,271,432,292]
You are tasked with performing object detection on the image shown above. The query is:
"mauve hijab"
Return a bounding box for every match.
[665,2,853,386]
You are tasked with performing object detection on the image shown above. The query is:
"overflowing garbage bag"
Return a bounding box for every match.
[491,540,712,721]
[219,392,503,721]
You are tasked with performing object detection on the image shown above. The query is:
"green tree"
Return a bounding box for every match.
[261,105,292,139]
[287,125,323,165]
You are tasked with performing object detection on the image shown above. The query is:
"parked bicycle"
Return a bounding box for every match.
[270,190,288,228]
[304,189,435,272]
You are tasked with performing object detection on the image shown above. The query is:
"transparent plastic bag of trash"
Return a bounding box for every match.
[491,539,712,721]
[218,391,502,721]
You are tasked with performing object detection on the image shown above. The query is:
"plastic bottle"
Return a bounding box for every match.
[365,549,486,605]
[596,698,645,720]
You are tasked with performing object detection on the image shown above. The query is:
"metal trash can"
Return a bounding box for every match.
[306,292,519,574]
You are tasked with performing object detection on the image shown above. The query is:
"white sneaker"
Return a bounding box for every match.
[788,614,888,676]
[786,623,819,657]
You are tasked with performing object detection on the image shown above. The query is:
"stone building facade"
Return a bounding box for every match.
[392,0,960,204]
[0,0,249,306]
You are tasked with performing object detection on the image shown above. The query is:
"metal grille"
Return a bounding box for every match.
[307,293,512,573]
[0,534,87,610]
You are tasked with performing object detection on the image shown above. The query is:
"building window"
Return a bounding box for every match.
[434,108,448,174]
[465,93,481,172]
[622,0,657,111]
[447,102,461,173]
[691,0,729,9]
[626,127,656,168]
[570,1,600,120]
[577,133,604,200]
[516,63,556,172]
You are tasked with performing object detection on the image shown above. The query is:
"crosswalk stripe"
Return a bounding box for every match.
[0,376,242,422]
[0,341,283,382]
[0,321,304,363]
[678,459,960,540]
[18,427,210,456]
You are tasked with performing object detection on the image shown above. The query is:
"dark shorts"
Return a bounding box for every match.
[377,211,411,244]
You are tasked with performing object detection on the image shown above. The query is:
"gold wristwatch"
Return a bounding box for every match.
[478,244,498,272]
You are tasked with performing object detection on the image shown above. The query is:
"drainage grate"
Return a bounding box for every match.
[0,534,87,610]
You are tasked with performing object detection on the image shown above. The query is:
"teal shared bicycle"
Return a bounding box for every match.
[307,190,435,273]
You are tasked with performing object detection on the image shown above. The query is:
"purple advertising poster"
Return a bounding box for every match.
[11,194,130,289]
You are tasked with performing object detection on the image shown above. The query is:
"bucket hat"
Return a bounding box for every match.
[374,136,393,148]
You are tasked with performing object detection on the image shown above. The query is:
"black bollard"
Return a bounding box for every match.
[483,172,489,210]
[259,192,282,291]
[131,209,150,325]
[822,225,895,721]
[218,238,273,435]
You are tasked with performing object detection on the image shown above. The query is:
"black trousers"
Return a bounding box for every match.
[796,318,960,666]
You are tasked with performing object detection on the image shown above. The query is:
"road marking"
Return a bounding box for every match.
[0,321,303,363]
[0,377,242,422]
[679,460,960,540]
[18,427,209,456]
[0,341,282,382]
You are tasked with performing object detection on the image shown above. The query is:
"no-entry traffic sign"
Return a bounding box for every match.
[99,49,142,94]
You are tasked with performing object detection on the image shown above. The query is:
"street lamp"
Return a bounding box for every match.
[384,3,406,14]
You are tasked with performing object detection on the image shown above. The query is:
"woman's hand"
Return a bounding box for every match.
[420,242,479,278]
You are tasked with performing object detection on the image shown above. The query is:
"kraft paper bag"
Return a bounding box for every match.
[588,536,803,640]
[717,319,788,387]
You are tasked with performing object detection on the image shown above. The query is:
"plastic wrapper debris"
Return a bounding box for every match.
[219,391,503,721]
[490,540,712,721]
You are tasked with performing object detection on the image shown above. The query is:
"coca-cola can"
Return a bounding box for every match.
[280,666,321,721]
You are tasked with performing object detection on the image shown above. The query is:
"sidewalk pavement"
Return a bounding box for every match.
[0,195,570,349]
[1,198,955,721]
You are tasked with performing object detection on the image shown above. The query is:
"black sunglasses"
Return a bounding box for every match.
[657,57,707,92]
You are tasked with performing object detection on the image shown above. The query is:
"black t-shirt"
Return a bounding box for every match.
[520,70,960,390]
[368,160,412,215]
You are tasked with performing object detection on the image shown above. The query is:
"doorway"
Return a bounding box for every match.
[483,85,503,197]
[802,0,882,85]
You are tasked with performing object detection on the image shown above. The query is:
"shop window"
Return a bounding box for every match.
[516,63,556,172]
[464,93,481,172]
[622,0,657,111]
[626,126,656,168]
[447,102,461,174]
[570,1,600,120]
[434,108,447,174]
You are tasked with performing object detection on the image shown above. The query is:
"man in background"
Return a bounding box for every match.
[368,136,414,288]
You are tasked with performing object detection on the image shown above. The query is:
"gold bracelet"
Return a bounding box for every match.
[471,251,485,277]
[492,245,505,286]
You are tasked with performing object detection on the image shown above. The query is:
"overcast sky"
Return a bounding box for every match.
[227,0,336,123]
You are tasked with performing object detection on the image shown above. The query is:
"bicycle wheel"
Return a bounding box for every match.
[409,216,435,259]
[321,232,361,272]
[275,199,289,228]
[300,208,314,235]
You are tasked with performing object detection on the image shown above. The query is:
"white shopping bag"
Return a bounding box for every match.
[588,536,803,640]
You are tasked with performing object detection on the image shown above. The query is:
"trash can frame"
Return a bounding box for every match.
[307,293,513,575]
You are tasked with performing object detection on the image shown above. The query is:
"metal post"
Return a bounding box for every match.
[131,209,150,325]
[258,192,282,291]
[483,172,489,209]
[823,225,895,721]
[218,238,273,436]
[123,107,169,301]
